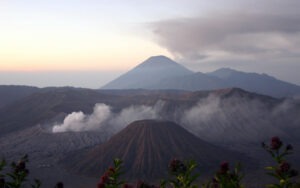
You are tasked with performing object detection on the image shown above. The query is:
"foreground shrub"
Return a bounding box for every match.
[97,159,124,188]
[97,137,299,188]
[0,155,41,188]
[262,137,300,188]
[203,162,244,188]
[163,159,199,188]
[1,137,300,187]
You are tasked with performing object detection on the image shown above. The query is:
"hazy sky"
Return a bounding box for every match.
[1,0,300,88]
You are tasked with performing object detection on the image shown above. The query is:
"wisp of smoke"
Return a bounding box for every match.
[52,94,299,144]
[180,93,300,143]
[52,101,164,133]
[181,95,225,128]
[52,104,111,133]
[109,101,164,132]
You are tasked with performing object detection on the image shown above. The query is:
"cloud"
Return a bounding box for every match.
[151,12,300,62]
[149,2,300,85]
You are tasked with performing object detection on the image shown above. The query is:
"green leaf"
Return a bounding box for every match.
[265,166,275,171]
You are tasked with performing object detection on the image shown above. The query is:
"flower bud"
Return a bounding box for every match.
[220,161,229,174]
[97,182,105,188]
[169,158,186,174]
[270,137,282,150]
[279,162,290,173]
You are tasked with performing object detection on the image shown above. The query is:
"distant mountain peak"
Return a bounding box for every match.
[208,68,239,79]
[211,87,269,99]
[102,56,193,89]
[146,55,172,61]
[136,55,184,68]
[209,68,276,80]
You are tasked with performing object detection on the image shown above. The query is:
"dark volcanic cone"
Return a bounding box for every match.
[64,120,252,181]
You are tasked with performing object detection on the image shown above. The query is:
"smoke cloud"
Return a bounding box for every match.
[151,13,300,61]
[52,101,164,133]
[182,94,299,143]
[52,104,111,133]
[149,2,300,85]
[181,95,225,128]
[109,101,164,132]
[52,93,300,144]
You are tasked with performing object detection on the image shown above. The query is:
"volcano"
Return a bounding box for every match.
[63,120,252,181]
[102,55,193,89]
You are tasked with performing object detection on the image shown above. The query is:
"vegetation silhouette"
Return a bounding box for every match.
[1,137,299,188]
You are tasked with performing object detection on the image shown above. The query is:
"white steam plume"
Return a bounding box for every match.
[52,104,111,133]
[52,101,164,133]
[181,95,225,128]
[109,101,164,132]
[180,93,300,143]
[52,94,300,144]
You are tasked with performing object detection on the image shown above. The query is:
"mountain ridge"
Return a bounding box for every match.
[0,85,40,108]
[208,68,300,98]
[102,55,300,98]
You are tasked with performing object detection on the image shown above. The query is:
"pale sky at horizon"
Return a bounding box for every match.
[1,0,300,88]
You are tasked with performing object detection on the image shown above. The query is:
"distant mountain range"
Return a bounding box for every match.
[0,85,39,108]
[102,56,300,98]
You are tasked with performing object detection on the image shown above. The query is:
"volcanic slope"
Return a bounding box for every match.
[64,120,252,181]
[102,55,193,89]
[0,85,39,108]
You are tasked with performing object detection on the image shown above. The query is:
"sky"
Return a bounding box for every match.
[1,0,300,88]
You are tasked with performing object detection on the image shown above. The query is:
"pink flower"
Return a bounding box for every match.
[168,158,186,174]
[270,137,282,150]
[100,174,109,184]
[279,162,291,173]
[108,167,115,173]
[220,161,229,174]
[97,182,105,188]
